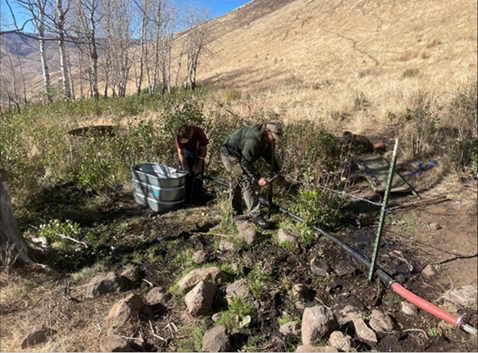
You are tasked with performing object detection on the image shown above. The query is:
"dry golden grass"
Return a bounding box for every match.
[16,0,476,139]
[187,0,476,137]
[0,268,126,352]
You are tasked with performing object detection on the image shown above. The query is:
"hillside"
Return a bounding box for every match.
[3,0,476,112]
[198,0,477,93]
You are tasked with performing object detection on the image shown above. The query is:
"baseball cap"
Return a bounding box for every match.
[178,125,192,144]
[266,120,283,141]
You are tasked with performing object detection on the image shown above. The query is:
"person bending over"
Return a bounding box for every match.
[221,120,284,229]
[175,125,209,201]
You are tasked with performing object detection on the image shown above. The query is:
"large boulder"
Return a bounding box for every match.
[226,279,259,309]
[99,335,131,352]
[235,220,260,245]
[369,309,395,333]
[105,293,144,328]
[278,229,299,245]
[20,325,52,349]
[146,286,171,306]
[85,272,125,298]
[202,325,230,352]
[352,318,377,345]
[185,281,215,316]
[302,305,338,345]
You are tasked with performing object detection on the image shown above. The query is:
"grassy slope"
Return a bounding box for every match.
[198,0,477,89]
[190,0,477,133]
[16,0,477,129]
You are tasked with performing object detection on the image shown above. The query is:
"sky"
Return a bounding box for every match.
[0,0,251,32]
[207,0,250,19]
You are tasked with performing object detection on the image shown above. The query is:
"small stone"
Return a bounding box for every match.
[421,264,436,278]
[429,223,441,230]
[400,302,418,316]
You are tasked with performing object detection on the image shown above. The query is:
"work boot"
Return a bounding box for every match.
[233,207,243,216]
[253,215,269,229]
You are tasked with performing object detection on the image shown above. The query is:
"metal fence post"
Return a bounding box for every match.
[368,139,399,282]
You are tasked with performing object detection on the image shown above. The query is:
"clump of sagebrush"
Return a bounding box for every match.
[401,90,438,158]
[398,79,477,179]
[222,88,242,103]
[440,79,477,176]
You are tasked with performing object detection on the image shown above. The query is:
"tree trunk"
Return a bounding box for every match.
[66,45,76,100]
[56,0,72,100]
[0,166,51,271]
[36,0,52,102]
[136,10,147,96]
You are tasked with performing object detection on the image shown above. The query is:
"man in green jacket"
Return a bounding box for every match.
[221,120,284,229]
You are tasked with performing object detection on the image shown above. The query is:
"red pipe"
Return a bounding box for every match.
[392,282,462,329]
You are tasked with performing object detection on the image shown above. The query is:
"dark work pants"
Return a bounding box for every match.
[181,148,204,202]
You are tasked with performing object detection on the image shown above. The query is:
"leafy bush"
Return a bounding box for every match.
[77,135,120,192]
[282,120,342,175]
[37,219,82,245]
[291,187,346,236]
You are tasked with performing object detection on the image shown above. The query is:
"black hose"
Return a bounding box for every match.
[200,174,477,334]
[259,197,395,285]
[201,174,394,283]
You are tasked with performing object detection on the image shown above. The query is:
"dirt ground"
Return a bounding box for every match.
[0,165,477,352]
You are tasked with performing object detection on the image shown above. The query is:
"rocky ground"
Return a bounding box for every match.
[1,166,477,352]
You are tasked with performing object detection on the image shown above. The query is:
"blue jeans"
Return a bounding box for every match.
[181,148,204,175]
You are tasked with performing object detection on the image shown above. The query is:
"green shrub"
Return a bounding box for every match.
[217,296,253,330]
[402,91,438,157]
[291,188,345,234]
[282,121,342,175]
[402,68,419,78]
[37,219,82,246]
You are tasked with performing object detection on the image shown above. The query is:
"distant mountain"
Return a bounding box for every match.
[2,32,41,57]
[1,32,62,76]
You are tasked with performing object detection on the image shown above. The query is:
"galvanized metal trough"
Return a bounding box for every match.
[131,163,186,213]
